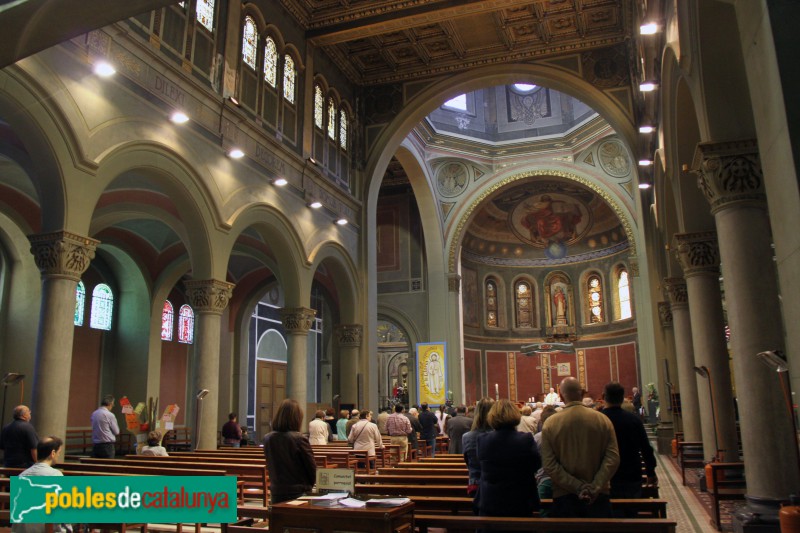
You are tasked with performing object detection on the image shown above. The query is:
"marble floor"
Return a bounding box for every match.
[656,453,721,533]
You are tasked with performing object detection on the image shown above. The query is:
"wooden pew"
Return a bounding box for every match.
[163,427,193,452]
[677,441,705,485]
[414,514,676,532]
[708,462,746,531]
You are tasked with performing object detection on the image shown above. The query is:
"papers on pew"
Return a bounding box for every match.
[298,492,350,507]
[365,497,411,507]
[338,497,366,508]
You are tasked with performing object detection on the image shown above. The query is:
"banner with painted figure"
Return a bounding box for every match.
[417,342,447,406]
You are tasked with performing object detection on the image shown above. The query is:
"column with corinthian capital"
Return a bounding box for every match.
[280,307,316,430]
[28,231,99,441]
[335,324,362,408]
[694,140,799,509]
[674,232,737,463]
[185,279,234,450]
[663,278,702,442]
[656,301,675,426]
[447,273,463,403]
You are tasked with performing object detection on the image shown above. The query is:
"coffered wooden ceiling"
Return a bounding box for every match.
[281,0,630,86]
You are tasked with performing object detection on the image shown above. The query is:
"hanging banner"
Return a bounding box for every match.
[416,342,447,406]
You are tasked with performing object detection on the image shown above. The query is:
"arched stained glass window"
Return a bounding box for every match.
[178,304,195,344]
[314,85,323,128]
[515,281,533,328]
[587,274,604,323]
[486,279,498,328]
[196,0,215,32]
[327,98,336,140]
[74,281,85,326]
[339,109,348,150]
[242,17,257,69]
[90,284,114,330]
[264,37,277,87]
[283,55,295,104]
[161,300,174,341]
[618,269,632,319]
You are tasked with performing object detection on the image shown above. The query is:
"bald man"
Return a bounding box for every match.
[540,377,619,518]
[0,405,38,467]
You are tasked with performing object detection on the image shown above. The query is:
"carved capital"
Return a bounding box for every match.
[692,139,765,214]
[335,324,363,347]
[184,279,235,314]
[627,256,639,277]
[28,231,99,281]
[674,231,720,277]
[280,307,316,333]
[663,278,688,307]
[657,301,673,328]
[448,273,461,293]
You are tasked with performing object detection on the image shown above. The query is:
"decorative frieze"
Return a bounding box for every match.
[692,139,765,214]
[279,307,317,334]
[28,231,99,281]
[673,232,720,277]
[184,279,235,314]
[335,324,363,347]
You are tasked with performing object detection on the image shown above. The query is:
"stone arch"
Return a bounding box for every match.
[308,241,359,324]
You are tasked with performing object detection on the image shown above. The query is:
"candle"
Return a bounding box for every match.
[495,383,499,396]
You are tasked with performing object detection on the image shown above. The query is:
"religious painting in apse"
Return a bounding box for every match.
[510,192,591,259]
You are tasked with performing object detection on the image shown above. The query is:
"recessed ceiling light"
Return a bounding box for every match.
[309,201,322,209]
[639,183,652,189]
[171,111,189,124]
[640,82,657,92]
[640,22,659,35]
[639,125,655,134]
[229,148,245,159]
[336,218,348,226]
[94,61,116,77]
[639,159,653,166]
[273,178,288,186]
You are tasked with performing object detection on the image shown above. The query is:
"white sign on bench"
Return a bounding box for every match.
[316,468,355,494]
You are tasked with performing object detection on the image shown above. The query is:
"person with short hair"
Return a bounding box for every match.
[476,399,541,518]
[445,405,471,454]
[386,404,413,461]
[308,409,330,445]
[345,408,360,437]
[336,409,349,440]
[139,431,168,456]
[418,403,438,457]
[0,405,37,467]
[91,395,119,458]
[517,405,537,433]
[222,412,242,447]
[263,399,316,504]
[14,437,68,533]
[348,409,384,470]
[403,407,423,457]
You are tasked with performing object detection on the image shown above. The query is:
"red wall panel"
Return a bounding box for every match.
[486,351,509,399]
[585,347,612,400]
[515,352,542,402]
[464,349,481,405]
[615,342,639,393]
[159,343,188,425]
[68,326,102,427]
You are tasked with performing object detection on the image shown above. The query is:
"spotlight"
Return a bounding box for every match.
[640,22,659,35]
[307,157,318,165]
[640,82,657,92]
[94,61,116,77]
[228,148,245,159]
[336,218,348,226]
[228,96,240,106]
[171,111,189,124]
[639,183,652,190]
[309,201,322,209]
[639,125,655,134]
[638,159,653,167]
[273,177,288,187]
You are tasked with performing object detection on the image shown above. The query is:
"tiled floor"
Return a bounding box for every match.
[657,453,724,533]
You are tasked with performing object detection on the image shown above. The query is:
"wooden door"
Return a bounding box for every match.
[256,361,286,440]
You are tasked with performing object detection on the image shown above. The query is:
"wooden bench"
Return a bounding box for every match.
[163,427,192,451]
[677,440,705,485]
[355,473,466,485]
[414,514,676,532]
[708,462,746,530]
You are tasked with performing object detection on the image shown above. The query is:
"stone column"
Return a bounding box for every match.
[185,279,234,450]
[656,301,675,425]
[674,232,738,463]
[28,231,98,441]
[280,307,316,430]
[447,273,463,403]
[335,324,362,408]
[663,278,702,442]
[694,140,799,505]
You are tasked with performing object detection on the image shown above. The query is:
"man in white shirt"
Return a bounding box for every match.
[308,410,330,445]
[544,388,561,406]
[91,395,119,458]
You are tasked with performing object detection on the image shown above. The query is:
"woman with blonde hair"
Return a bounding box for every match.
[461,397,494,512]
[263,399,316,503]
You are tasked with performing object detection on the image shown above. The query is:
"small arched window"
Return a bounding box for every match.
[327,97,337,140]
[178,304,195,344]
[90,283,114,330]
[618,269,632,319]
[314,85,324,128]
[161,300,174,341]
[282,55,296,104]
[515,281,533,328]
[263,37,277,87]
[339,109,348,150]
[196,0,215,32]
[242,16,257,69]
[486,279,498,328]
[74,281,85,326]
[587,274,604,323]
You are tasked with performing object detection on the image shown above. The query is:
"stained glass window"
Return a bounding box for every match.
[178,304,195,344]
[588,274,604,323]
[618,269,632,319]
[242,17,257,70]
[74,281,85,326]
[196,0,215,32]
[283,55,295,103]
[264,38,277,87]
[486,280,498,328]
[314,85,323,128]
[326,98,336,140]
[90,283,114,331]
[339,109,348,149]
[161,300,174,341]
[515,281,533,328]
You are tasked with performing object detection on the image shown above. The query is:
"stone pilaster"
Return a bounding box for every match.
[335,324,362,407]
[674,232,738,463]
[28,231,99,442]
[447,273,461,293]
[663,278,701,442]
[280,307,317,429]
[655,301,675,426]
[694,140,799,503]
[185,279,234,450]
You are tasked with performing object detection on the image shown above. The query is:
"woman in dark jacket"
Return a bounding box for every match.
[263,399,317,504]
[477,398,541,518]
